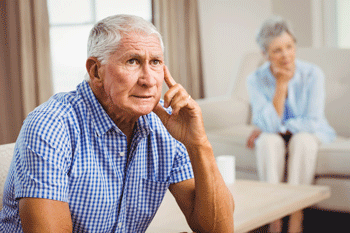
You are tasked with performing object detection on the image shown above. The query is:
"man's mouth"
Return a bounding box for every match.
[132,95,153,99]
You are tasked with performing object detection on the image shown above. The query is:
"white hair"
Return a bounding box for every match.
[255,15,296,53]
[85,14,164,81]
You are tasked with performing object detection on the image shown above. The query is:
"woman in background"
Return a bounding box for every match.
[246,16,336,232]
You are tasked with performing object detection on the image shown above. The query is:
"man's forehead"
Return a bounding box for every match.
[116,33,163,57]
[119,32,161,47]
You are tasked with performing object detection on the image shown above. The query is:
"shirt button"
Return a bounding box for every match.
[119,152,125,157]
[118,222,122,228]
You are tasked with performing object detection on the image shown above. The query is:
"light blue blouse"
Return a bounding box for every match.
[247,60,336,144]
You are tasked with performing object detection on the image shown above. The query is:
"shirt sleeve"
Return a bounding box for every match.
[284,66,335,142]
[247,71,287,133]
[167,141,194,184]
[14,108,72,202]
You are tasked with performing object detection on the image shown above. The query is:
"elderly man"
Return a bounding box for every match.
[0,15,234,232]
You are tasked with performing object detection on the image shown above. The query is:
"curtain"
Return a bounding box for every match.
[153,0,205,99]
[0,0,52,144]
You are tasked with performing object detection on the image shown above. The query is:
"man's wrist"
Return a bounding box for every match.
[185,139,213,158]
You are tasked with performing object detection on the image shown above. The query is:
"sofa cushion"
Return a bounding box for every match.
[317,139,350,176]
[207,125,350,176]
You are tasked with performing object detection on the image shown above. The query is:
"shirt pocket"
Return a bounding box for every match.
[136,178,169,228]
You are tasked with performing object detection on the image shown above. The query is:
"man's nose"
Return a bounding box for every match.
[138,64,157,87]
[281,49,288,57]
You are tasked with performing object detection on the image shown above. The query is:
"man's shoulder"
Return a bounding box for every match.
[28,91,85,124]
[22,91,88,144]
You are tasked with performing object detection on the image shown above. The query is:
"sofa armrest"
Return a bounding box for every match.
[197,96,250,131]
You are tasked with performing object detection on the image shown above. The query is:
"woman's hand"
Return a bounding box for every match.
[246,129,262,149]
[271,64,295,86]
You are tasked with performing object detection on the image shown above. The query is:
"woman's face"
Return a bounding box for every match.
[265,32,296,71]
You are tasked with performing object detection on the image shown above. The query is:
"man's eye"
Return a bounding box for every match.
[151,60,160,65]
[127,59,138,65]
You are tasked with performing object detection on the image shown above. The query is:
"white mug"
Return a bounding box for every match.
[216,155,236,184]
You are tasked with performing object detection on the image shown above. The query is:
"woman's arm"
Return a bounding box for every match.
[271,64,294,117]
[247,70,283,133]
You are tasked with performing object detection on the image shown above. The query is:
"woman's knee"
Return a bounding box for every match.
[256,133,285,148]
[289,132,318,147]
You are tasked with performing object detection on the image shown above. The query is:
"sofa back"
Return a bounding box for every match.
[230,48,350,137]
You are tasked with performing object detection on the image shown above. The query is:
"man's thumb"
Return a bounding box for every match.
[153,103,170,124]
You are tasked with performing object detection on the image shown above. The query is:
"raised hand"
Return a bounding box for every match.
[271,63,295,85]
[152,66,208,147]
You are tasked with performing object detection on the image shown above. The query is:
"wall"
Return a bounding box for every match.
[198,0,272,98]
[271,0,313,47]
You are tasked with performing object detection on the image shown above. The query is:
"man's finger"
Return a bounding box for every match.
[164,65,176,88]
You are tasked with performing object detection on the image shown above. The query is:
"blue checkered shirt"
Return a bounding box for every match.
[0,81,194,232]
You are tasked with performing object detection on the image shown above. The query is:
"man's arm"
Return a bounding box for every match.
[153,66,234,232]
[169,144,234,232]
[19,198,72,232]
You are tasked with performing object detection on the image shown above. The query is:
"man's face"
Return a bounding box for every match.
[94,32,164,119]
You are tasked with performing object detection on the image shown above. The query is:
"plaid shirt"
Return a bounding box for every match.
[0,81,194,232]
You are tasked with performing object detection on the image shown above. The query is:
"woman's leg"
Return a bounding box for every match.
[288,210,303,233]
[287,132,319,185]
[255,133,286,232]
[255,133,286,184]
[287,133,319,233]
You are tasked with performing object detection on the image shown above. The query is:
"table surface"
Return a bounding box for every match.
[146,179,331,233]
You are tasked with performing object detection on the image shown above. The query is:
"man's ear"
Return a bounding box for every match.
[86,57,102,82]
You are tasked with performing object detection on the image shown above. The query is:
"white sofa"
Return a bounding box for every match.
[198,48,350,213]
[0,143,15,209]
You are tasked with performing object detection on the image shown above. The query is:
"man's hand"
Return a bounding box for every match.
[153,66,234,232]
[153,66,208,147]
[246,129,262,149]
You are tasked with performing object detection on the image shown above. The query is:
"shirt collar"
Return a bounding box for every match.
[78,81,152,137]
[138,114,153,136]
[78,81,116,137]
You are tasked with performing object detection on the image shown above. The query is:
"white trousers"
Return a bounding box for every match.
[255,132,319,185]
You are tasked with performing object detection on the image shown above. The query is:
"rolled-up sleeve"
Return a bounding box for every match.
[168,141,194,184]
